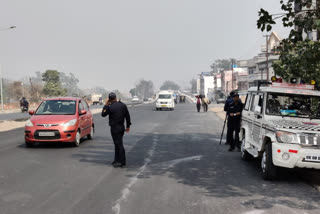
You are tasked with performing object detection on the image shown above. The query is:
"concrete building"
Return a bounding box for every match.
[199,72,214,98]
[245,32,281,87]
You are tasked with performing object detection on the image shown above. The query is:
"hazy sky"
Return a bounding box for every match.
[0,0,288,92]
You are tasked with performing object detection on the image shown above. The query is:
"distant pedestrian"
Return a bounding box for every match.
[224,91,235,145]
[226,93,243,152]
[102,93,132,168]
[196,95,202,112]
[202,96,209,112]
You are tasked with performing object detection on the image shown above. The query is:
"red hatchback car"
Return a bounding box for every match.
[25,97,94,147]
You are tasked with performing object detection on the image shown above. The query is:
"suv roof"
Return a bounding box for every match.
[248,86,320,96]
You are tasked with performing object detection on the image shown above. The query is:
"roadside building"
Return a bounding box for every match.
[199,72,214,98]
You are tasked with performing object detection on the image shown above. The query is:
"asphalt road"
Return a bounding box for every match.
[1,103,320,214]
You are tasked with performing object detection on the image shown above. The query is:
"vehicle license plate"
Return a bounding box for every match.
[39,132,55,137]
[305,155,320,162]
[161,105,166,107]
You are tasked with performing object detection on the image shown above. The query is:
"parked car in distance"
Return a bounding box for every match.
[25,97,94,148]
[132,96,140,103]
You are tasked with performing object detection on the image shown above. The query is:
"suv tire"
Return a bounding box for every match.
[261,143,278,180]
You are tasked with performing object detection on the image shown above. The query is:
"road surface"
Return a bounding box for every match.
[1,103,320,214]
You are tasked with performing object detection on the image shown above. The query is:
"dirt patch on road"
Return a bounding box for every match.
[0,121,25,132]
[210,106,226,120]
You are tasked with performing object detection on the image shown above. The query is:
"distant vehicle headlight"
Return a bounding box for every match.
[61,119,77,127]
[276,131,299,144]
[25,119,34,127]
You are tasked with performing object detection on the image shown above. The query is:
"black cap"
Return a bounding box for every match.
[108,92,117,100]
[230,91,235,97]
[232,92,239,97]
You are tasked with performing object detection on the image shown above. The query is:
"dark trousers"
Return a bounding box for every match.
[196,104,201,112]
[203,103,208,112]
[227,121,240,149]
[111,127,126,165]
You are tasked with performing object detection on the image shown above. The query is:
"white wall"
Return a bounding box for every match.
[203,76,214,98]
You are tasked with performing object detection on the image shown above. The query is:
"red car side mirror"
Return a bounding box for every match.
[80,110,87,115]
[29,110,35,115]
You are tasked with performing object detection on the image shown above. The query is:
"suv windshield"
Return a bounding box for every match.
[266,93,320,119]
[159,94,172,99]
[35,100,76,115]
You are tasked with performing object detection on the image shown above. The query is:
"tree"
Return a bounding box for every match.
[60,72,80,96]
[160,80,180,91]
[210,59,235,73]
[42,70,67,97]
[129,88,137,97]
[257,0,320,88]
[131,79,154,99]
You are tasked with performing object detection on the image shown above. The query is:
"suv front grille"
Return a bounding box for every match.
[34,130,61,140]
[160,102,168,104]
[298,134,320,145]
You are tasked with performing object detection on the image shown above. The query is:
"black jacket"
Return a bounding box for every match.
[227,101,244,123]
[101,101,131,129]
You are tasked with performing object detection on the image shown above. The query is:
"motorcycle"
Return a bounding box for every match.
[20,105,28,113]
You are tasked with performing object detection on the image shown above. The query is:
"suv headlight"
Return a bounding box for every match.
[276,131,299,144]
[62,119,77,127]
[25,119,34,127]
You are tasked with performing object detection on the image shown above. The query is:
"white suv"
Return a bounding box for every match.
[156,91,175,111]
[240,81,320,180]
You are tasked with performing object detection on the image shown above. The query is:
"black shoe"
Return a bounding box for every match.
[113,162,122,168]
[112,161,116,165]
[228,148,234,152]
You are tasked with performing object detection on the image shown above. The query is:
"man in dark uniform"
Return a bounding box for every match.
[223,91,235,145]
[226,93,243,152]
[102,93,131,168]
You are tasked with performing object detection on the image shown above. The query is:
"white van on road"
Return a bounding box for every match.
[156,91,175,111]
[241,81,320,180]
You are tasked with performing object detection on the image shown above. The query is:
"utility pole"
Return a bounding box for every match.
[264,34,270,81]
[0,26,16,111]
[0,64,3,111]
[231,59,234,91]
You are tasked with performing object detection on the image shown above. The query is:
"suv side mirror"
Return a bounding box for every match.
[80,110,87,115]
[29,110,35,115]
[254,106,262,116]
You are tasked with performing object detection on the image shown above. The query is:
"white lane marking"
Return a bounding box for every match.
[242,211,265,214]
[151,155,202,169]
[112,135,158,214]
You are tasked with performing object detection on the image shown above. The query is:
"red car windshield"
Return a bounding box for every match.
[35,100,76,115]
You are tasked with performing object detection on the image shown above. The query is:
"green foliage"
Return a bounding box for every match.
[257,0,320,87]
[273,39,320,89]
[160,80,180,91]
[42,70,67,97]
[258,0,317,42]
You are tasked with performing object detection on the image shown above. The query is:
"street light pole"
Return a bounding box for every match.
[0,26,16,111]
[264,34,270,81]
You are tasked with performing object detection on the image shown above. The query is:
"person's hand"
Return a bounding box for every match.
[236,112,240,116]
[125,128,130,133]
[105,98,109,105]
[230,113,234,116]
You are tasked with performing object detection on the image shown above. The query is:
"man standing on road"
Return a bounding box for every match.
[196,95,202,112]
[202,95,209,112]
[102,93,131,168]
[226,93,243,152]
[223,91,235,145]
